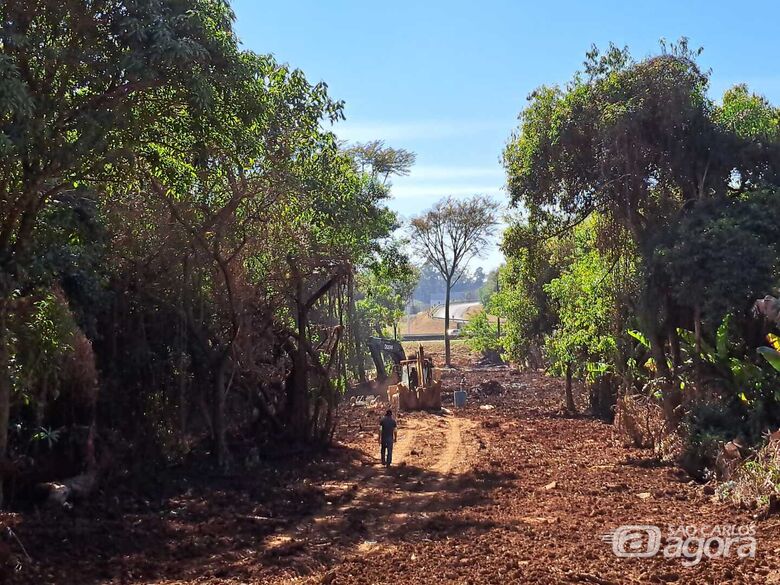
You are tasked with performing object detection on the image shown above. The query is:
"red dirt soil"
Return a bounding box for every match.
[3,346,780,584]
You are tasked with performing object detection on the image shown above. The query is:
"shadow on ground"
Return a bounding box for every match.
[6,442,513,585]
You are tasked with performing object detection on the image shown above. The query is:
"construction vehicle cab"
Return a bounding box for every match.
[366,337,442,411]
[399,358,434,392]
[388,345,442,411]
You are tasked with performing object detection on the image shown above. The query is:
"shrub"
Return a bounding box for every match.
[462,310,500,355]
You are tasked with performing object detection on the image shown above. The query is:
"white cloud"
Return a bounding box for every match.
[390,184,505,199]
[408,165,505,181]
[333,119,505,143]
[391,166,506,200]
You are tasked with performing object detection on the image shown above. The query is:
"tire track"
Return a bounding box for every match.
[432,416,463,474]
[271,412,478,584]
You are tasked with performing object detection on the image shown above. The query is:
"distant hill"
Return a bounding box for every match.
[397,302,489,337]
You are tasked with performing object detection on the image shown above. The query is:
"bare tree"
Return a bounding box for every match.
[410,196,499,366]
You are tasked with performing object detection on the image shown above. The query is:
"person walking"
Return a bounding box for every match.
[379,409,397,466]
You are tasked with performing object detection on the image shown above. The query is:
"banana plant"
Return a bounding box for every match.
[675,315,769,404]
[30,426,62,450]
[754,295,780,372]
[757,333,780,373]
[628,315,777,404]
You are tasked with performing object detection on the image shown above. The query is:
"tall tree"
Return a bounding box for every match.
[0,0,239,504]
[266,143,398,439]
[347,140,416,185]
[503,40,780,419]
[410,196,498,366]
[356,240,419,340]
[341,140,416,381]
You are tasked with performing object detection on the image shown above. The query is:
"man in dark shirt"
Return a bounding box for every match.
[379,409,398,466]
[409,366,419,390]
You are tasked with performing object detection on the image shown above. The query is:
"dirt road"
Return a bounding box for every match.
[258,368,780,585]
[431,302,483,322]
[263,411,480,581]
[6,363,780,584]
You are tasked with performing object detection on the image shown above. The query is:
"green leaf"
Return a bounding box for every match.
[716,314,731,361]
[677,328,716,358]
[628,329,649,348]
[758,346,780,372]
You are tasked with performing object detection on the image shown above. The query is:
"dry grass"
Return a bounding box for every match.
[400,340,478,367]
[396,305,494,336]
[721,441,780,509]
[397,311,446,335]
[613,394,681,459]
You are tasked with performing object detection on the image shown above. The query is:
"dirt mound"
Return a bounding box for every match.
[475,379,504,396]
[474,350,504,366]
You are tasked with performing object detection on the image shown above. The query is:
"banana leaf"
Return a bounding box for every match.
[757,346,780,372]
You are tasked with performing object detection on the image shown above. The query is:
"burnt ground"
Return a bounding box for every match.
[3,344,780,584]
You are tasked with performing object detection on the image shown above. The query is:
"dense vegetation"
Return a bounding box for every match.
[488,40,780,474]
[0,1,418,506]
[4,0,780,518]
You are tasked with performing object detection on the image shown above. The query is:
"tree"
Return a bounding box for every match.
[409,196,498,366]
[0,1,403,484]
[543,217,637,414]
[271,153,398,440]
[347,140,416,184]
[490,222,571,367]
[478,268,498,305]
[503,39,780,420]
[356,241,419,339]
[0,0,239,505]
[655,190,780,325]
[340,140,416,381]
[462,310,500,356]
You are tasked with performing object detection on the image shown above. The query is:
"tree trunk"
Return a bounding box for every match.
[669,329,681,376]
[0,300,10,507]
[287,293,310,440]
[495,276,501,338]
[650,329,680,423]
[212,356,229,469]
[347,277,365,382]
[565,363,576,413]
[634,262,680,422]
[444,279,452,367]
[693,304,703,398]
[650,330,672,379]
[337,286,348,391]
[693,304,703,355]
[178,359,188,436]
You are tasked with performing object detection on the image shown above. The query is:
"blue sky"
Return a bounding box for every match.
[231,0,780,270]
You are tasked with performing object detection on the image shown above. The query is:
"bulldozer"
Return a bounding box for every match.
[367,337,442,411]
